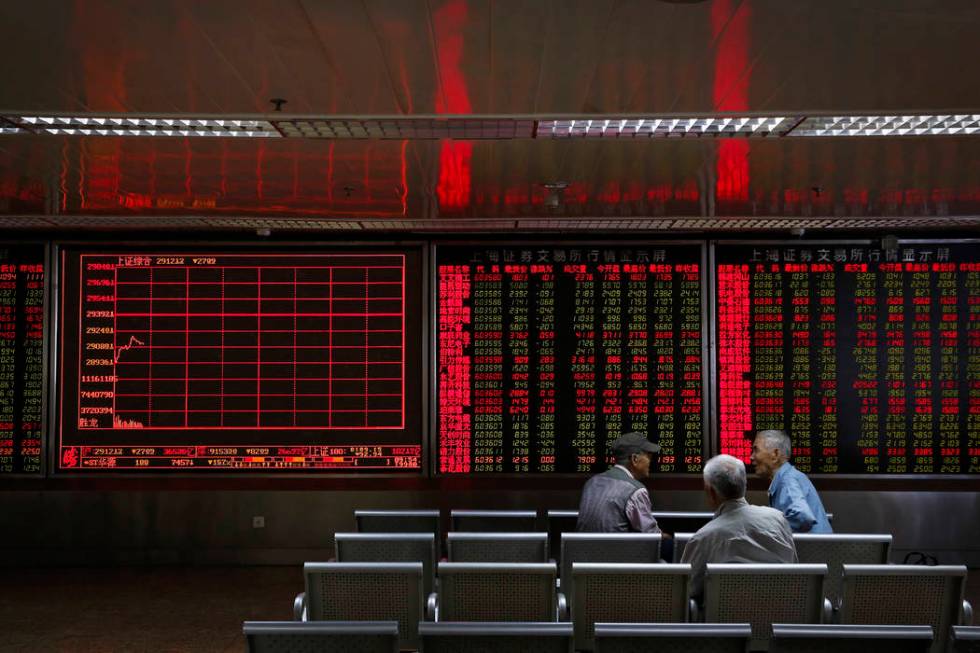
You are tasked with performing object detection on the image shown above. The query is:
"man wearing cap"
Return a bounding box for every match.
[576,432,663,534]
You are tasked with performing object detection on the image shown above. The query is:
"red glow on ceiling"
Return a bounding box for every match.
[434,0,473,211]
[712,0,750,203]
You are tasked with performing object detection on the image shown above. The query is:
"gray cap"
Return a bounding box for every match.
[611,432,661,457]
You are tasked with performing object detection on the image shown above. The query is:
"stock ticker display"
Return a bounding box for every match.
[717,242,980,474]
[0,245,44,475]
[438,245,705,473]
[57,249,422,471]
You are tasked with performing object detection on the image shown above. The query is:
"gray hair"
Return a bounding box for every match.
[757,429,792,459]
[703,454,747,501]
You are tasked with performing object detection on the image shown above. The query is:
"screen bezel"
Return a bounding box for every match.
[49,239,429,478]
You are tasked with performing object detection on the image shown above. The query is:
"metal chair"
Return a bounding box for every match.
[570,563,693,652]
[840,564,974,653]
[418,622,573,653]
[793,534,892,609]
[673,532,694,563]
[560,533,661,604]
[951,626,980,653]
[651,511,715,534]
[450,509,540,532]
[447,532,549,563]
[433,562,558,622]
[335,532,436,598]
[295,562,424,650]
[593,622,751,653]
[770,624,933,653]
[244,621,399,653]
[546,510,579,564]
[354,509,441,557]
[704,563,831,651]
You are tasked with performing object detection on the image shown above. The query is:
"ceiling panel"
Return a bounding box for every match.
[0,0,977,228]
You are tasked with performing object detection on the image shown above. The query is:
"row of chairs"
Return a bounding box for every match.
[246,621,980,653]
[336,530,889,608]
[291,560,974,651]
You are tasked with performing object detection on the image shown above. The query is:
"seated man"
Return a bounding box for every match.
[751,429,832,533]
[576,432,662,534]
[681,454,797,603]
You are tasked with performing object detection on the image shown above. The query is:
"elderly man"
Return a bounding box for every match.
[752,429,832,533]
[576,432,662,534]
[681,454,797,602]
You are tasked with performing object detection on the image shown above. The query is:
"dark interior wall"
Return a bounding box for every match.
[3,487,978,567]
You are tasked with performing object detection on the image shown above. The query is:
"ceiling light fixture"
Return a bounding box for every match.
[536,115,796,138]
[10,115,279,137]
[790,114,980,136]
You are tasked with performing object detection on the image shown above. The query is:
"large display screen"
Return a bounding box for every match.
[0,244,44,475]
[438,244,705,473]
[58,248,422,471]
[716,241,980,474]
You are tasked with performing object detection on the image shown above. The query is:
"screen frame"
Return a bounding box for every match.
[709,237,980,481]
[429,238,710,478]
[48,239,430,478]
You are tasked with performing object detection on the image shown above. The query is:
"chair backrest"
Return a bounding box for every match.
[840,564,969,653]
[451,510,540,532]
[951,626,980,653]
[243,621,399,653]
[593,622,751,653]
[447,532,549,563]
[437,562,557,622]
[770,624,934,653]
[572,563,691,652]
[673,532,694,563]
[560,533,662,605]
[546,510,579,564]
[419,622,573,653]
[651,511,715,534]
[793,534,892,608]
[704,563,829,651]
[335,532,436,598]
[354,509,441,534]
[303,562,424,650]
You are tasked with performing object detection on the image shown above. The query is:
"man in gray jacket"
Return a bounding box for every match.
[681,454,797,603]
[576,432,662,534]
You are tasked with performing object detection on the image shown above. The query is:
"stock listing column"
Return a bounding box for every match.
[437,245,706,475]
[0,247,44,475]
[717,243,980,475]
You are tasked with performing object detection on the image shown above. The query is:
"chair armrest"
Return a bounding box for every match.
[962,599,974,626]
[557,592,568,621]
[293,592,306,621]
[427,592,438,621]
[822,598,833,623]
[688,599,699,622]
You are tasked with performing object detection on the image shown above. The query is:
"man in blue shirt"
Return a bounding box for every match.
[751,429,832,533]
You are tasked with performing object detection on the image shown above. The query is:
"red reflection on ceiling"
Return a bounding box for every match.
[712,0,750,203]
[434,0,472,211]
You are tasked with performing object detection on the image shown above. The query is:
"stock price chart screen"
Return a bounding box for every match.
[58,248,422,471]
[0,245,44,475]
[438,245,705,474]
[716,242,980,474]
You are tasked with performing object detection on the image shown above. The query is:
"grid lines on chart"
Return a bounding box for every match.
[103,256,405,430]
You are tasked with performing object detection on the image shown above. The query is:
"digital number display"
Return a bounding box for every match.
[716,242,980,474]
[0,245,44,475]
[438,245,705,473]
[58,249,422,471]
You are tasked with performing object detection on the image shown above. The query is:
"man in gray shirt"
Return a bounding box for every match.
[681,454,797,603]
[576,432,662,534]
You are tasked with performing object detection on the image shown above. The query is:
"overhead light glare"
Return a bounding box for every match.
[790,113,980,136]
[536,115,794,138]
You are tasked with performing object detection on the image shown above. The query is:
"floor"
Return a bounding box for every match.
[1,566,978,652]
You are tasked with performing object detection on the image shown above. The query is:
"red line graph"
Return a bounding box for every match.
[79,254,407,430]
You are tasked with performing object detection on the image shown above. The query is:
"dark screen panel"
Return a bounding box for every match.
[438,244,705,474]
[716,241,980,474]
[0,244,44,475]
[57,247,422,472]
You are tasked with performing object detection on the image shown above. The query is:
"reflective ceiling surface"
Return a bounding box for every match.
[0,0,978,228]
